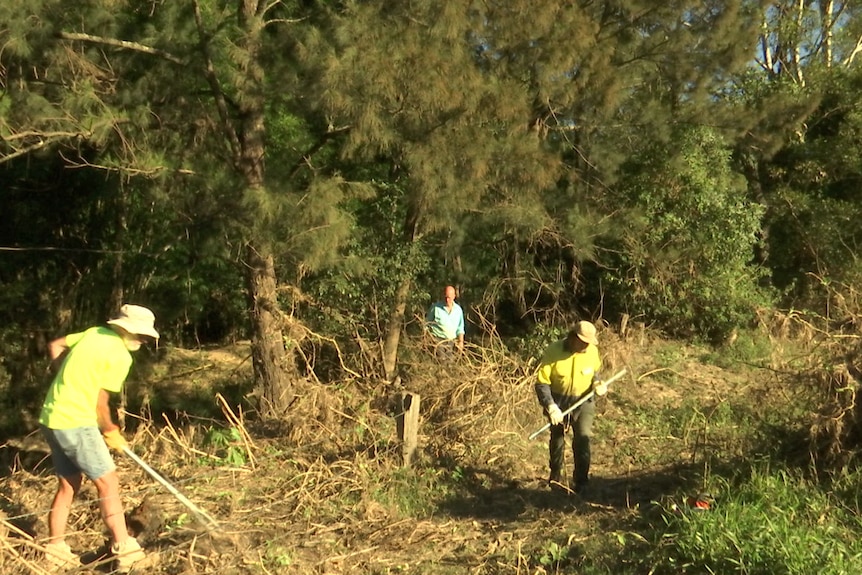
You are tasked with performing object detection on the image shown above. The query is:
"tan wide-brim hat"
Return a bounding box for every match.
[107,304,160,339]
[575,320,598,346]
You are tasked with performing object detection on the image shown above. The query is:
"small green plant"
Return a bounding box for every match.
[538,541,570,573]
[263,543,292,568]
[450,466,464,482]
[165,512,191,531]
[203,426,247,466]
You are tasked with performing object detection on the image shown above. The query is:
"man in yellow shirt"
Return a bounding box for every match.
[39,304,158,572]
[534,321,607,495]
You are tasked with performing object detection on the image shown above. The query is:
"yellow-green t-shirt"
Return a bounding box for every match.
[537,340,602,398]
[39,326,132,429]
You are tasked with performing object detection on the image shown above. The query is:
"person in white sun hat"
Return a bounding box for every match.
[534,320,606,497]
[39,304,159,572]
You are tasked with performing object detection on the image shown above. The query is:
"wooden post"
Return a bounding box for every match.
[396,392,420,467]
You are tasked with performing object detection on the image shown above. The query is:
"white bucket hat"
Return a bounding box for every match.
[107,304,160,339]
[575,320,598,346]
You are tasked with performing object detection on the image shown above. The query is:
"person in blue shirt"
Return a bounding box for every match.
[425,285,465,359]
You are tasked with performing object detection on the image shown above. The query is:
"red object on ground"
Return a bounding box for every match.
[686,495,712,510]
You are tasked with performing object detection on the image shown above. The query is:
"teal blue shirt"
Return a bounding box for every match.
[426,301,465,340]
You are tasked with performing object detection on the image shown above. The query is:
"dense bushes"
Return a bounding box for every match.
[601,127,772,342]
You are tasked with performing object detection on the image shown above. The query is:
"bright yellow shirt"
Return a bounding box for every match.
[39,327,132,429]
[537,340,602,398]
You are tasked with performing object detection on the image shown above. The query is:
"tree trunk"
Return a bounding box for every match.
[245,243,294,415]
[229,1,294,418]
[381,196,424,380]
[382,276,412,380]
[822,0,834,67]
[109,180,126,315]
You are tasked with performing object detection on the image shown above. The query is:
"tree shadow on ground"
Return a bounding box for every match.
[435,459,737,523]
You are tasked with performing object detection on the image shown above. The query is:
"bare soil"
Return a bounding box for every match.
[0,331,781,574]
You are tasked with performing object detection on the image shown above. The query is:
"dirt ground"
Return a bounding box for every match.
[0,331,776,574]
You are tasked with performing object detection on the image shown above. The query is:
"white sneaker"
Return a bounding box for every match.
[111,537,147,573]
[44,540,79,569]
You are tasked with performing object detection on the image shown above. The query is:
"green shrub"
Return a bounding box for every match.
[506,323,567,364]
[603,127,773,343]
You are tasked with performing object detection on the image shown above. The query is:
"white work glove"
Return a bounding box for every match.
[593,380,608,396]
[546,403,564,426]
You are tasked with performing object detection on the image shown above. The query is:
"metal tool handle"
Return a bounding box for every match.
[123,446,219,530]
[528,368,628,440]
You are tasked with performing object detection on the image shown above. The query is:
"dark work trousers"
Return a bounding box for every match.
[548,398,595,487]
[433,339,458,362]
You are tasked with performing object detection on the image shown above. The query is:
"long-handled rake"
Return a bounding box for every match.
[123,447,219,531]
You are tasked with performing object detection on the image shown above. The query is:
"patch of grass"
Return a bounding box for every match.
[653,342,689,370]
[370,466,462,517]
[603,395,796,470]
[700,329,773,369]
[637,464,862,574]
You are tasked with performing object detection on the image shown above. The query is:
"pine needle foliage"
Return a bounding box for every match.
[303,0,561,237]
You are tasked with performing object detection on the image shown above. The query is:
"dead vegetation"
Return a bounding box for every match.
[1,316,860,574]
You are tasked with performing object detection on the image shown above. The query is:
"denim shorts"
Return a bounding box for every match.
[41,425,116,480]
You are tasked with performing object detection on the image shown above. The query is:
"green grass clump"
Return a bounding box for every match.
[700,329,774,369]
[371,466,463,517]
[643,465,862,574]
